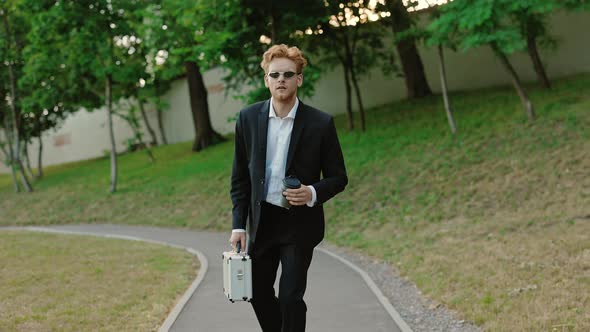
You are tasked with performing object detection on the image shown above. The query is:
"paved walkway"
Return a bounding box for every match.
[6,224,409,332]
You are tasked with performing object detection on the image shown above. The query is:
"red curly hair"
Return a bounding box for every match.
[260,44,308,73]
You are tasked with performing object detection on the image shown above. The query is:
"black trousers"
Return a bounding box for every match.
[250,202,315,332]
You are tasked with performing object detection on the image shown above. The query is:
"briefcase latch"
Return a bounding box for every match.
[237,270,244,280]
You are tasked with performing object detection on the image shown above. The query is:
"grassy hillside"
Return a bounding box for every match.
[1,74,589,330]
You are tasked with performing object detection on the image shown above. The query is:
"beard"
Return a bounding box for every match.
[272,88,296,102]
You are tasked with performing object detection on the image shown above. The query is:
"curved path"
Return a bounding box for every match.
[7,224,411,332]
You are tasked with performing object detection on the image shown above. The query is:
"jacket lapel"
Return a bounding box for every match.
[285,101,305,174]
[258,99,270,165]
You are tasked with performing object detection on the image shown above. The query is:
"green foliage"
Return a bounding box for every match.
[427,0,587,53]
[506,0,563,52]
[0,0,44,159]
[19,1,81,141]
[427,0,524,54]
[563,0,590,11]
[112,101,144,150]
[18,0,168,151]
[189,0,326,105]
[305,1,389,77]
[32,0,146,105]
[139,1,201,81]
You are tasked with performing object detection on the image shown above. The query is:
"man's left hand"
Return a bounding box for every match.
[283,185,312,206]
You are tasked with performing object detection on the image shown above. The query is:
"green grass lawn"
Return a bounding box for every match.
[1,73,589,330]
[0,230,198,331]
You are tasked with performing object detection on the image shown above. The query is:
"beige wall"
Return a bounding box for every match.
[306,10,590,115]
[0,100,161,174]
[1,10,589,174]
[159,67,247,142]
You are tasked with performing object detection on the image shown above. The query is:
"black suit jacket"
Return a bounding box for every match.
[230,99,348,249]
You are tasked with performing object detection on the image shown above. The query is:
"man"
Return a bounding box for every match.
[229,44,348,332]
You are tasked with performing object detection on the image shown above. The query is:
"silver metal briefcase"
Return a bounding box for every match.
[222,243,252,303]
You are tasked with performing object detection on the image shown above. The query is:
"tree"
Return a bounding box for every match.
[428,0,536,121]
[306,1,390,132]
[0,85,21,192]
[400,4,459,134]
[503,0,559,90]
[0,0,33,192]
[436,43,457,134]
[148,78,170,145]
[112,99,156,163]
[32,0,148,193]
[20,0,86,179]
[140,1,224,152]
[110,32,156,162]
[382,0,433,99]
[563,0,590,12]
[193,0,324,107]
[509,0,590,89]
[128,6,172,145]
[136,92,158,147]
[1,76,20,192]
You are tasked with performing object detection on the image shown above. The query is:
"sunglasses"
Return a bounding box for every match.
[267,71,300,79]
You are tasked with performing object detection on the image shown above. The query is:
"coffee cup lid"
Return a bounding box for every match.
[283,176,301,189]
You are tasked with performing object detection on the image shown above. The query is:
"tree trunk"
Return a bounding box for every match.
[131,124,155,163]
[344,27,365,131]
[37,134,43,179]
[132,100,155,163]
[143,141,155,163]
[269,6,279,43]
[390,0,432,99]
[526,30,551,89]
[114,108,155,163]
[438,45,457,134]
[137,94,158,146]
[0,14,13,194]
[106,75,118,193]
[9,161,19,192]
[0,130,9,163]
[17,159,32,191]
[3,10,32,192]
[492,45,536,121]
[349,66,366,132]
[184,61,225,152]
[22,141,35,181]
[156,106,168,145]
[0,126,19,192]
[9,163,19,192]
[154,80,168,144]
[342,63,354,131]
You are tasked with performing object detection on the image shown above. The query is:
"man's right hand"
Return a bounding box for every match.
[229,231,247,253]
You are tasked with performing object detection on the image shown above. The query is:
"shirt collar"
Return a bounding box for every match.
[269,97,299,119]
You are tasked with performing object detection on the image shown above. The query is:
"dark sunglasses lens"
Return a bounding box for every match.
[268,71,297,79]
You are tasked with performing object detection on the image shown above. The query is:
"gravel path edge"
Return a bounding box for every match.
[320,243,482,332]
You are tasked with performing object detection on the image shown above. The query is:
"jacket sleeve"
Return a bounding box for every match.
[313,116,348,204]
[230,112,251,230]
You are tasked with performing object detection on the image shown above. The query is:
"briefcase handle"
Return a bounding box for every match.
[236,242,242,254]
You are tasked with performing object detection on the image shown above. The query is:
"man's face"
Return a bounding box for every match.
[264,57,302,102]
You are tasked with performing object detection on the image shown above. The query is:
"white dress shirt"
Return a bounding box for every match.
[233,98,317,233]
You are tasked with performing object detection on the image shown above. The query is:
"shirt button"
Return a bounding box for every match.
[256,201,261,206]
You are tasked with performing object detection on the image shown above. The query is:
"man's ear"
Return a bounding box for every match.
[297,74,303,87]
[264,74,269,88]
